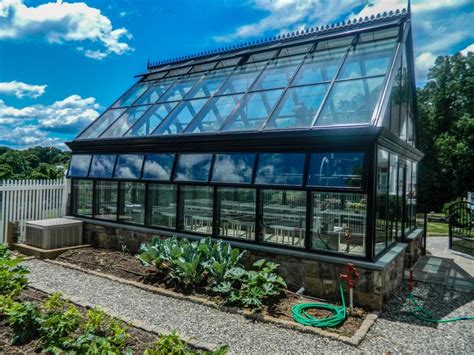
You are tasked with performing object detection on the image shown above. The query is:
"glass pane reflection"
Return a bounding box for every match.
[181,186,214,234]
[212,153,255,183]
[113,155,144,179]
[218,187,256,240]
[68,155,92,177]
[255,153,305,186]
[307,152,364,188]
[142,154,174,181]
[175,154,212,182]
[89,155,116,178]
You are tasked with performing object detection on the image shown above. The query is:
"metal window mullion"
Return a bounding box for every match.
[310,36,358,128]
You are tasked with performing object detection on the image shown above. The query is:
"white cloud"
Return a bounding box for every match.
[0,80,47,98]
[0,94,100,148]
[213,0,363,43]
[415,51,437,80]
[0,0,133,59]
[460,43,474,55]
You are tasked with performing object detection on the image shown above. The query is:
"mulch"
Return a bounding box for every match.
[57,247,366,337]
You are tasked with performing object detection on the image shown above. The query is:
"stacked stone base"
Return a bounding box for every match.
[82,221,412,311]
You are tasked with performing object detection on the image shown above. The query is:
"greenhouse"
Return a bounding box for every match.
[67,9,423,264]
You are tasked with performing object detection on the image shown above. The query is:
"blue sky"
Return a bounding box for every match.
[0,0,472,149]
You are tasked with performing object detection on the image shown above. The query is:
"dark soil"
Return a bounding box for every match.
[57,247,367,337]
[0,287,157,353]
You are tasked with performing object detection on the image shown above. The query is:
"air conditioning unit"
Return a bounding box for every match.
[25,218,83,250]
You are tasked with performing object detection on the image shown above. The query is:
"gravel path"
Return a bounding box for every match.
[24,259,474,354]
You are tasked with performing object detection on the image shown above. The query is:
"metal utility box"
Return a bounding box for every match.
[25,218,83,250]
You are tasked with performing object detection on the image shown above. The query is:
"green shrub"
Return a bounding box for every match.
[144,331,228,355]
[83,307,107,334]
[5,301,42,344]
[0,247,29,297]
[214,259,287,310]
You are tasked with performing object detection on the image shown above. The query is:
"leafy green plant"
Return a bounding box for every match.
[214,259,287,310]
[5,301,42,344]
[83,307,107,334]
[40,293,81,351]
[0,249,29,296]
[0,294,14,315]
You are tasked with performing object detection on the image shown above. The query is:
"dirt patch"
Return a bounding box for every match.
[57,247,366,337]
[0,287,157,353]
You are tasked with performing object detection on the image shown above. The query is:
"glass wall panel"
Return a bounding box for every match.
[264,84,328,129]
[125,102,178,137]
[375,148,389,255]
[338,38,396,79]
[142,154,174,181]
[158,74,202,102]
[113,155,144,179]
[307,152,364,188]
[261,190,306,247]
[78,108,126,140]
[147,184,177,229]
[315,76,384,126]
[135,79,176,105]
[311,192,366,256]
[101,105,151,138]
[118,182,145,224]
[185,68,233,99]
[185,94,242,133]
[89,155,116,178]
[405,161,413,234]
[153,99,207,135]
[396,160,405,238]
[175,154,212,182]
[255,153,305,186]
[292,46,346,85]
[387,154,398,243]
[222,89,283,132]
[411,162,417,229]
[252,54,304,90]
[217,61,267,95]
[212,153,255,183]
[71,180,93,217]
[218,187,256,240]
[181,186,214,234]
[113,83,151,108]
[94,181,118,220]
[68,154,92,177]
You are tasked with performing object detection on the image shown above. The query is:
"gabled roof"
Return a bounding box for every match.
[74,8,410,142]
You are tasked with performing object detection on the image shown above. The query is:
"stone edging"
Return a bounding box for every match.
[26,284,221,352]
[44,259,378,346]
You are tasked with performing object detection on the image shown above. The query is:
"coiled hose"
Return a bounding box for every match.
[291,281,346,328]
[408,292,474,323]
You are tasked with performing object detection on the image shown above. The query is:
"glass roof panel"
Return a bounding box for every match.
[89,154,116,178]
[77,108,126,140]
[166,66,191,78]
[185,68,234,99]
[113,83,151,108]
[337,38,397,79]
[212,153,255,184]
[292,46,347,85]
[264,83,328,130]
[143,71,168,81]
[247,50,277,63]
[221,89,283,132]
[308,152,364,188]
[157,73,203,102]
[113,154,144,179]
[153,98,207,135]
[174,153,212,182]
[189,61,218,73]
[315,76,384,126]
[252,54,305,90]
[100,105,151,138]
[217,61,267,95]
[215,57,241,68]
[68,154,91,177]
[142,154,175,181]
[255,153,306,186]
[359,27,399,42]
[278,43,314,57]
[135,78,176,105]
[185,94,242,134]
[316,36,354,51]
[125,102,178,137]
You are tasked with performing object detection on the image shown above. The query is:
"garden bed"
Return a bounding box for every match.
[0,287,157,353]
[56,247,368,339]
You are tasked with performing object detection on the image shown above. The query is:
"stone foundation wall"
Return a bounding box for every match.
[83,222,405,311]
[404,229,424,268]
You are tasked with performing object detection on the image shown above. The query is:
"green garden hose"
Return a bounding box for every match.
[291,281,347,328]
[408,292,474,323]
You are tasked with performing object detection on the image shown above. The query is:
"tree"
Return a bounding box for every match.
[417,52,474,210]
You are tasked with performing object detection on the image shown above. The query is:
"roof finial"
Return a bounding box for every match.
[407,0,411,14]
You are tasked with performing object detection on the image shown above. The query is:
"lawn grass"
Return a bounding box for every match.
[426,222,449,236]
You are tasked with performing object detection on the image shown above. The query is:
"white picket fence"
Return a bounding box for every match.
[0,179,69,243]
